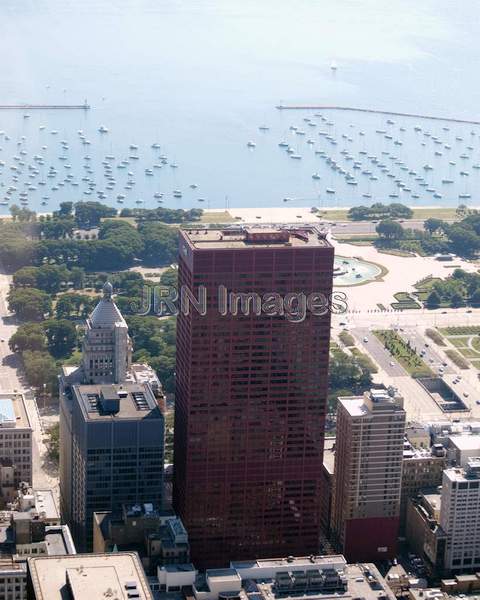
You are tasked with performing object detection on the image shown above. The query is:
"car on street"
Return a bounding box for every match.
[363,337,369,342]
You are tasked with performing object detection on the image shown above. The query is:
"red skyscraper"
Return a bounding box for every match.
[173,226,335,568]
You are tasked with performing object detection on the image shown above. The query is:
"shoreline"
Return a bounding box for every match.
[0,204,475,225]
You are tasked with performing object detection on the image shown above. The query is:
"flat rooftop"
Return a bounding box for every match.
[232,554,347,570]
[449,434,480,451]
[28,552,153,599]
[251,563,395,600]
[182,225,331,250]
[73,383,162,421]
[0,394,31,430]
[34,489,59,520]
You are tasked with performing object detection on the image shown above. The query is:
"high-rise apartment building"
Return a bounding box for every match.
[173,225,334,567]
[331,388,406,562]
[59,285,164,552]
[440,459,480,573]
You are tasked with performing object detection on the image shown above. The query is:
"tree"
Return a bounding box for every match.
[446,224,480,257]
[45,422,59,462]
[0,225,37,271]
[38,217,75,240]
[7,288,51,321]
[470,288,480,308]
[388,203,413,219]
[70,267,85,289]
[13,267,38,288]
[55,293,94,319]
[22,350,59,393]
[43,319,77,358]
[328,350,373,409]
[160,268,178,287]
[35,264,70,294]
[9,323,47,353]
[74,201,117,229]
[424,218,445,235]
[57,202,73,218]
[138,222,178,266]
[426,289,441,308]
[376,219,405,240]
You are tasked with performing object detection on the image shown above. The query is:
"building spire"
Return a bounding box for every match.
[103,281,113,300]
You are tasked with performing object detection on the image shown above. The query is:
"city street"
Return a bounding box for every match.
[0,268,59,501]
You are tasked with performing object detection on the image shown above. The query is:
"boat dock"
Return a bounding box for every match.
[276,105,480,125]
[0,103,90,110]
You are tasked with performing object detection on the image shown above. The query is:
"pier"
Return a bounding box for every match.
[0,103,90,110]
[276,105,480,125]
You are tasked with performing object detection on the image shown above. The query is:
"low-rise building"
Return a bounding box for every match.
[405,423,431,449]
[0,395,32,489]
[406,489,447,573]
[157,555,396,600]
[0,485,75,600]
[27,552,153,599]
[93,504,189,574]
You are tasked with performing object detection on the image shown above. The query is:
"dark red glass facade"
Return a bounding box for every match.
[173,229,334,568]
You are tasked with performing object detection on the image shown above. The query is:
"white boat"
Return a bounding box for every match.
[130,144,138,150]
[259,125,269,131]
[326,188,335,194]
[442,179,454,184]
[312,173,321,180]
[290,154,302,160]
[330,61,338,70]
[278,142,289,148]
[151,143,161,149]
[459,193,471,199]
[247,141,256,148]
[190,184,198,189]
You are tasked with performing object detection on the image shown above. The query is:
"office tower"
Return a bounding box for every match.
[440,458,480,573]
[174,225,334,567]
[59,286,164,551]
[331,387,406,562]
[81,281,132,384]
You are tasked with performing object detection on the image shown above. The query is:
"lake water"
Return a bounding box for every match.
[1,0,479,213]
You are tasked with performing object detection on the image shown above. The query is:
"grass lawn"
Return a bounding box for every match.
[315,207,460,222]
[339,331,356,347]
[411,207,459,220]
[374,330,433,377]
[391,292,421,310]
[350,347,379,373]
[426,329,446,346]
[200,211,236,223]
[414,276,442,290]
[445,349,470,369]
[440,326,480,336]
[448,336,471,348]
[378,248,414,257]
